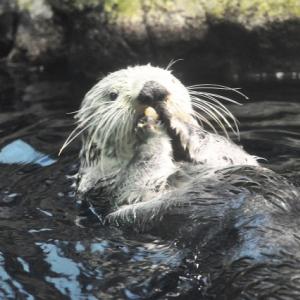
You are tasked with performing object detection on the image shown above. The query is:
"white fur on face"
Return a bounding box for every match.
[63,65,194,166]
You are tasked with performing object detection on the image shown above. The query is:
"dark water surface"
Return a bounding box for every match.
[0,76,300,299]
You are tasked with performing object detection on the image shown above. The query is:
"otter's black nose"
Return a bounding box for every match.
[137,81,169,105]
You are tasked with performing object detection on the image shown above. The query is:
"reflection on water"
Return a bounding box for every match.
[0,78,299,299]
[0,139,56,166]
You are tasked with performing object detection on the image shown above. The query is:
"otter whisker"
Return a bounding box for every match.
[96,105,125,158]
[190,91,240,117]
[117,107,134,152]
[165,59,184,71]
[196,100,237,137]
[198,95,238,122]
[76,101,114,121]
[67,104,99,115]
[191,100,230,137]
[191,96,239,136]
[191,110,218,134]
[193,103,229,138]
[201,99,239,135]
[121,108,134,152]
[85,104,122,164]
[85,118,111,165]
[80,86,115,116]
[202,100,239,136]
[189,90,240,135]
[61,103,116,160]
[60,107,107,154]
[61,114,102,156]
[187,84,248,100]
[73,101,114,117]
[60,104,115,155]
[98,108,125,170]
[85,85,109,104]
[189,90,242,106]
[59,120,95,155]
[114,108,133,159]
[198,91,243,106]
[75,106,109,129]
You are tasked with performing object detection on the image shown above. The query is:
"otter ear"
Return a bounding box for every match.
[109,91,118,101]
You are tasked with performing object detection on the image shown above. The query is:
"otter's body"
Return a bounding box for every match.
[65,65,258,202]
[62,65,300,299]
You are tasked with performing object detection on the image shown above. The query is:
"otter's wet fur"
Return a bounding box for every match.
[63,65,300,299]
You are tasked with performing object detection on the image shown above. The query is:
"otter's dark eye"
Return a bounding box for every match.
[109,92,118,101]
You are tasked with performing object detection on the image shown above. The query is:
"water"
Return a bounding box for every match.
[0,74,300,299]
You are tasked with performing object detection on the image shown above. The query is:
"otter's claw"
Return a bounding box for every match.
[136,116,161,140]
[135,107,162,140]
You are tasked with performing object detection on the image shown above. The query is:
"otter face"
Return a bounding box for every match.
[63,65,195,165]
[61,64,241,169]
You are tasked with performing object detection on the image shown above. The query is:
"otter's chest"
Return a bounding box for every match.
[77,156,124,193]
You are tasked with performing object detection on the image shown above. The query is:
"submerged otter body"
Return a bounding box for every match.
[63,65,300,299]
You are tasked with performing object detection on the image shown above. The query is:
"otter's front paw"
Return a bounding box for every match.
[135,107,162,141]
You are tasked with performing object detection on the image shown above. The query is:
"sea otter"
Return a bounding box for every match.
[62,65,300,299]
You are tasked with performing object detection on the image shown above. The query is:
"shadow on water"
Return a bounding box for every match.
[0,69,300,299]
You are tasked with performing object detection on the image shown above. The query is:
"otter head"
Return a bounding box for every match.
[61,64,240,176]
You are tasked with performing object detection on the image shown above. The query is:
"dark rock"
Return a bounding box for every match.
[0,0,300,83]
[0,0,17,58]
[9,0,65,66]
